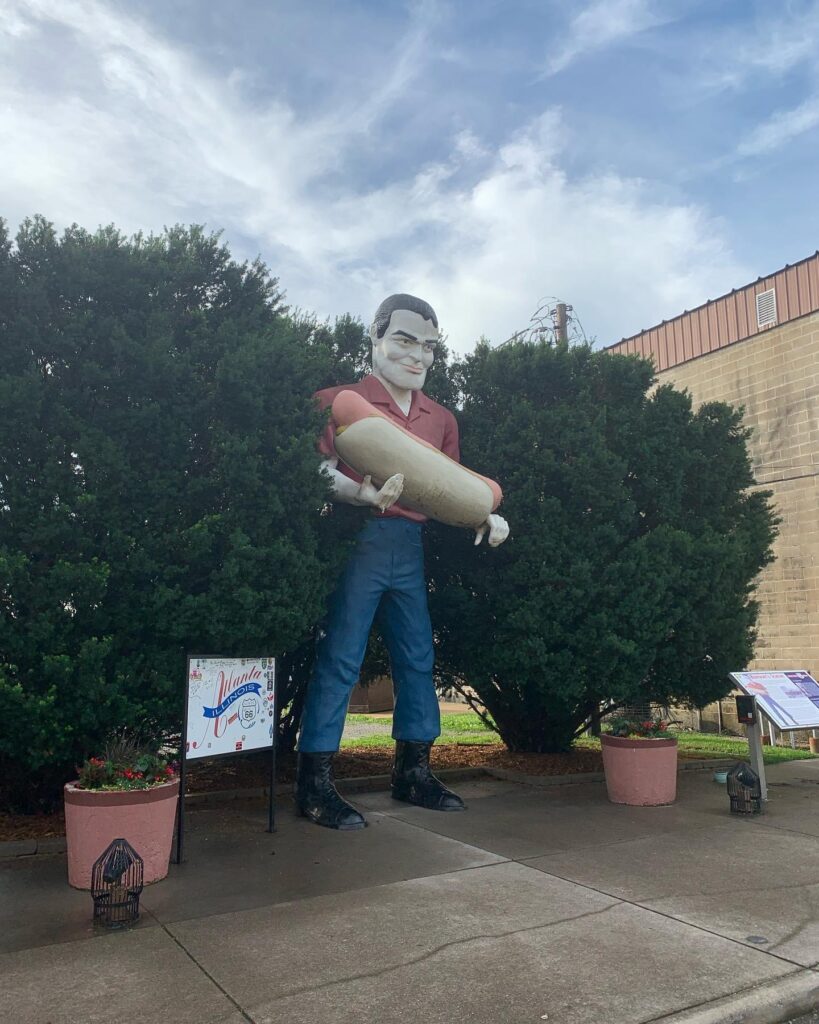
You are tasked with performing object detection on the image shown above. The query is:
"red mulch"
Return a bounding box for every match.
[328,744,605,779]
[0,744,604,843]
[182,743,605,793]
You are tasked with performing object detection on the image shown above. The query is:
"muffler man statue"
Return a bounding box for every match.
[296,294,509,829]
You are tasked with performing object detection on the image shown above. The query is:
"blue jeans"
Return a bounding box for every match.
[299,517,441,752]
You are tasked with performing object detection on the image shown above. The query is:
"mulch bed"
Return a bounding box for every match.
[0,811,67,843]
[0,743,605,843]
[183,743,605,793]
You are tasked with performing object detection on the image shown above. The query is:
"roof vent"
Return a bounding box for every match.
[756,288,777,329]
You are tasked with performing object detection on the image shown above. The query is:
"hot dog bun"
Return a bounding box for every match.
[331,390,502,529]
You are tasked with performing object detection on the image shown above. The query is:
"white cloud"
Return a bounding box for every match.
[545,0,671,76]
[700,2,819,90]
[716,5,819,160]
[684,4,819,168]
[0,0,746,350]
[376,114,746,347]
[737,96,819,156]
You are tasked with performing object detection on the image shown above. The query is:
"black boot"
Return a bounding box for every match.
[391,741,465,811]
[295,752,367,830]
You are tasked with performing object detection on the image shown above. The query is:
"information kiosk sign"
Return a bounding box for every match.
[730,670,819,731]
[729,668,819,803]
[177,655,276,864]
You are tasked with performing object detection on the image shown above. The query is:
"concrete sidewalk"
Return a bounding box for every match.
[2,760,818,1024]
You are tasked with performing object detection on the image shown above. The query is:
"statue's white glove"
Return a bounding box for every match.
[321,458,405,512]
[474,513,510,547]
[357,473,404,512]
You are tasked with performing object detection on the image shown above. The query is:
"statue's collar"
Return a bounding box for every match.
[361,375,432,423]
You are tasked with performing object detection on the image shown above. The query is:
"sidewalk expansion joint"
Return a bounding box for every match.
[388,805,725,859]
[143,907,257,1024]
[514,822,724,858]
[745,818,819,842]
[637,968,819,1024]
[357,804,517,861]
[516,865,819,904]
[516,860,815,972]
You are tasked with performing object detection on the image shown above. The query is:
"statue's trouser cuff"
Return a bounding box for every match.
[298,517,441,752]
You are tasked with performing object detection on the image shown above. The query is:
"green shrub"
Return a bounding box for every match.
[0,217,356,810]
[429,340,778,753]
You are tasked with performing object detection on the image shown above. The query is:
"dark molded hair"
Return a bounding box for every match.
[372,293,438,338]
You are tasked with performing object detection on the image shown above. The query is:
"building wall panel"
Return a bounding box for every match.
[609,251,819,371]
[653,310,819,675]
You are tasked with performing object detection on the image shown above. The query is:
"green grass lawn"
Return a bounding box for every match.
[347,712,496,732]
[573,731,814,764]
[342,711,502,749]
[344,710,817,764]
[672,730,815,764]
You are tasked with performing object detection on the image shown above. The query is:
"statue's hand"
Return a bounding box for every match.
[357,473,405,512]
[474,513,510,547]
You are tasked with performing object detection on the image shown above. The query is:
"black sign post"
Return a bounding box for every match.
[268,675,277,834]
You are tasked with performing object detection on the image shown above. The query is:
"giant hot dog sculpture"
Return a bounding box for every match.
[331,390,503,529]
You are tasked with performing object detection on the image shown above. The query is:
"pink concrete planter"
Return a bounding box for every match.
[64,778,179,889]
[600,734,678,806]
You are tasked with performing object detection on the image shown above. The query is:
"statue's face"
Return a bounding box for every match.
[371,309,437,391]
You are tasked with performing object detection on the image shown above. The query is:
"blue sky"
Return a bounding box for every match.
[2,0,819,351]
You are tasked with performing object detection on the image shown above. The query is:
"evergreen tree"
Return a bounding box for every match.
[0,217,353,809]
[427,339,777,752]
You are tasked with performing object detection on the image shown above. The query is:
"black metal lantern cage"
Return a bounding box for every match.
[91,838,144,928]
[727,762,763,815]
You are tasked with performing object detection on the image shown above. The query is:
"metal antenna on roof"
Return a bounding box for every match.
[499,298,587,347]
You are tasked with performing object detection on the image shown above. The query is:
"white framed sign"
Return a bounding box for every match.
[730,669,819,731]
[185,656,276,760]
[177,655,278,862]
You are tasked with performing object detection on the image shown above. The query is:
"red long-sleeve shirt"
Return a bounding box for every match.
[315,374,460,523]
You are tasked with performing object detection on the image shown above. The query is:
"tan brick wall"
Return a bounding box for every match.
[657,310,819,677]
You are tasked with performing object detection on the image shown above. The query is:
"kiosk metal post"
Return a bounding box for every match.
[736,694,767,800]
[746,711,767,800]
